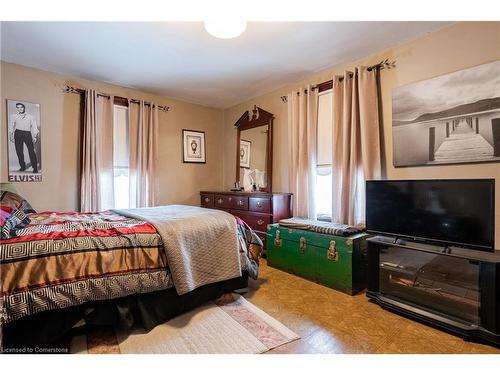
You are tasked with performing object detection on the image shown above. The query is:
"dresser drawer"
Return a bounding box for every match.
[201,193,214,208]
[230,196,248,210]
[215,195,232,209]
[236,212,271,232]
[249,197,271,213]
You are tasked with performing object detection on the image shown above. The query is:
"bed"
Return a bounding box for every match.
[0,193,263,350]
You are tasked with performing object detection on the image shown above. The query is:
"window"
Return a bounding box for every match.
[316,165,332,219]
[113,105,130,209]
[317,90,332,166]
[316,89,333,219]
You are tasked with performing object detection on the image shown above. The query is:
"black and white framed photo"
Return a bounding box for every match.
[182,129,206,163]
[392,60,500,167]
[240,139,251,168]
[7,99,42,182]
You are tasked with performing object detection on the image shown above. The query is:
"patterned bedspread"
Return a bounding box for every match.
[0,209,262,324]
[0,211,171,324]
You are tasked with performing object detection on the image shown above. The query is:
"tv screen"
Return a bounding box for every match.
[366,179,495,251]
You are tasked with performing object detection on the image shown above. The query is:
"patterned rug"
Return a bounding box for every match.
[70,293,299,354]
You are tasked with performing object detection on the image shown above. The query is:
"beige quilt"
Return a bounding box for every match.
[113,205,242,295]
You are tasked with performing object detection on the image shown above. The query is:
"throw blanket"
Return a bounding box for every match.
[278,217,364,237]
[113,205,242,295]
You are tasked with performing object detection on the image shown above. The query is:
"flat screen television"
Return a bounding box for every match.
[366,179,495,252]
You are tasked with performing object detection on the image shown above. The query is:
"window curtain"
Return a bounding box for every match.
[331,67,382,225]
[80,89,114,212]
[287,85,318,219]
[128,100,158,208]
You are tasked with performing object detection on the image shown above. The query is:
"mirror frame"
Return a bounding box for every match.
[235,105,274,192]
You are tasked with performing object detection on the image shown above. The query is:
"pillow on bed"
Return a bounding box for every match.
[0,204,31,239]
[0,190,36,214]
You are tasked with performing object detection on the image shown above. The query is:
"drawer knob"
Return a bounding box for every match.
[237,200,244,206]
[257,219,265,226]
[256,201,262,208]
[228,197,232,201]
[217,198,223,204]
[204,197,210,203]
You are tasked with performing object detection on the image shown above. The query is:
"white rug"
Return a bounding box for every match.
[71,293,299,354]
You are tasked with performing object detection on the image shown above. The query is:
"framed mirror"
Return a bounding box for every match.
[235,106,274,192]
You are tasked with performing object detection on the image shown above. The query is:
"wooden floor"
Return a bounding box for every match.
[246,260,500,354]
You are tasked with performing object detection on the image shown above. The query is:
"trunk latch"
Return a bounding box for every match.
[299,237,307,253]
[327,240,338,261]
[274,230,282,247]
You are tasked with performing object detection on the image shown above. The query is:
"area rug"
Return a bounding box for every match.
[70,293,299,354]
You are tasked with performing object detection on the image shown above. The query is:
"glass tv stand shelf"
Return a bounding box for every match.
[366,236,500,346]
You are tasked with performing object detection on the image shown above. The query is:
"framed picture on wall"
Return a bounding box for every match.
[182,129,206,163]
[240,139,251,168]
[6,99,42,182]
[392,60,500,167]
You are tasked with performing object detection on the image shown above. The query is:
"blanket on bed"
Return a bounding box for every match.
[113,205,242,295]
[0,211,171,324]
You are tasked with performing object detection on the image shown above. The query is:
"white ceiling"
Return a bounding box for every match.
[1,22,451,108]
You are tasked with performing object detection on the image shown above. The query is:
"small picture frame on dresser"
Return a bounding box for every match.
[182,129,206,163]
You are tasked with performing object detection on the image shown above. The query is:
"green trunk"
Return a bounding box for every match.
[267,224,369,295]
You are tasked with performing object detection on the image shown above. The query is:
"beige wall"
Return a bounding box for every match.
[0,62,224,211]
[222,22,500,247]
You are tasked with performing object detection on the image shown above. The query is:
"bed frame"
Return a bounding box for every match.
[2,274,248,350]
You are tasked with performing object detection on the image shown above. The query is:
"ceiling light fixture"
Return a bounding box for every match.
[204,20,247,39]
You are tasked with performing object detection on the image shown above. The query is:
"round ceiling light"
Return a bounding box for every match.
[204,20,247,39]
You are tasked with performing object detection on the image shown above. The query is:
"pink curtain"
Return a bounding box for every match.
[287,85,318,218]
[128,100,158,208]
[331,67,382,225]
[80,89,114,212]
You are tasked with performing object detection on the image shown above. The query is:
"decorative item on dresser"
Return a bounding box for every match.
[200,191,292,249]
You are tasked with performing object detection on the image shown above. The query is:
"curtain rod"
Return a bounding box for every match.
[62,85,171,112]
[280,59,396,103]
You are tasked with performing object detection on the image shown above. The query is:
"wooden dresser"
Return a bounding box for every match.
[200,191,293,248]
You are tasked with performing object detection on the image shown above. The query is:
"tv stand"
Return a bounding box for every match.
[366,235,500,347]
